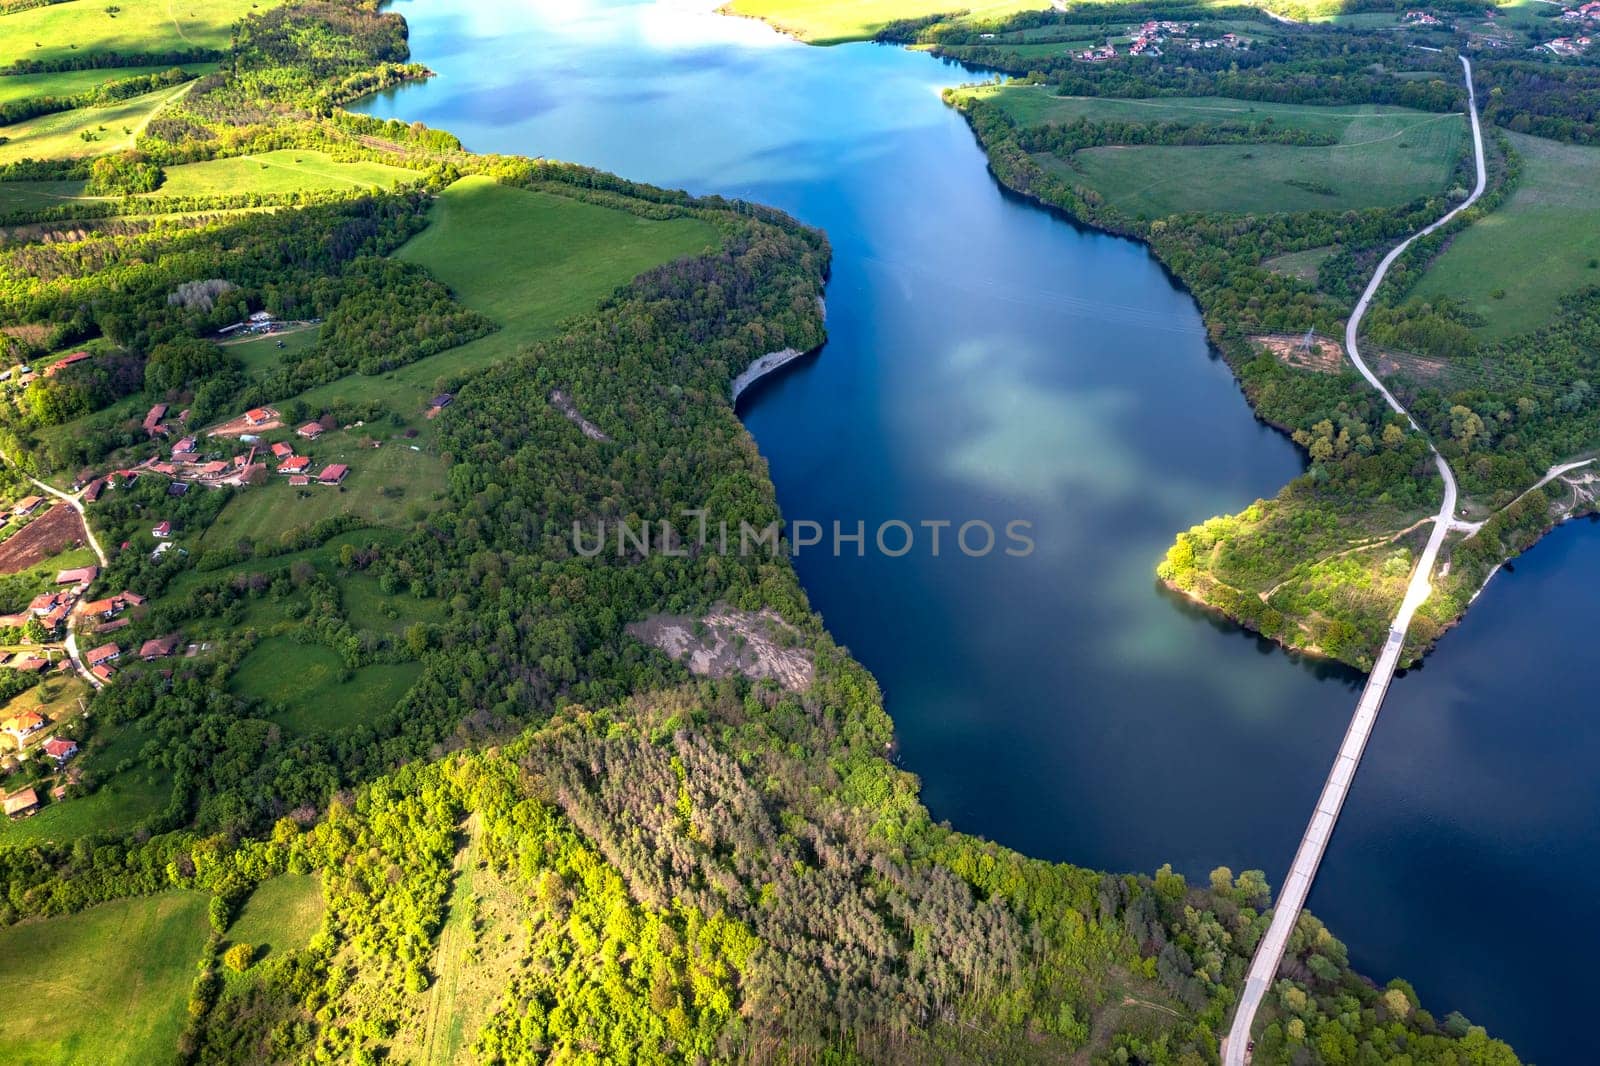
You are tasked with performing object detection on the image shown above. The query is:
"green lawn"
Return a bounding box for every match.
[0,81,194,165]
[0,179,92,215]
[0,0,275,68]
[959,88,1467,215]
[198,436,450,552]
[165,527,407,600]
[228,635,423,735]
[228,873,325,961]
[0,63,215,105]
[1,718,173,844]
[1263,245,1337,284]
[341,572,447,632]
[268,177,720,438]
[155,149,420,198]
[0,891,211,1066]
[1412,131,1600,340]
[225,324,322,380]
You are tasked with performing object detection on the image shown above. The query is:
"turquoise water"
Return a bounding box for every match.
[358,3,1598,1059]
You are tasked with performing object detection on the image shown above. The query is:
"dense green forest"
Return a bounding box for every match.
[0,0,1562,1062]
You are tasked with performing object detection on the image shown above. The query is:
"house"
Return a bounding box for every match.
[152,542,175,561]
[90,663,115,683]
[0,611,28,629]
[248,310,273,324]
[244,407,273,426]
[172,436,199,458]
[82,478,105,503]
[270,442,295,460]
[3,712,45,745]
[44,351,92,377]
[41,601,72,633]
[140,633,181,661]
[430,393,454,409]
[152,520,173,539]
[143,403,168,434]
[29,591,65,615]
[279,456,312,474]
[197,460,229,478]
[4,788,39,819]
[10,656,48,671]
[317,464,349,486]
[42,737,77,763]
[288,475,310,487]
[56,565,98,586]
[12,495,44,517]
[85,643,120,667]
[97,617,130,633]
[297,421,325,440]
[79,591,142,620]
[167,482,189,498]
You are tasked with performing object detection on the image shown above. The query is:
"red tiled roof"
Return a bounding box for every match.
[279,456,311,473]
[42,737,76,759]
[56,565,98,585]
[85,643,120,666]
[270,442,294,458]
[297,422,324,437]
[318,464,348,484]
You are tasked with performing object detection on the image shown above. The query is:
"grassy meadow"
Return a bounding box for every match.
[227,635,423,735]
[1412,132,1600,339]
[0,0,273,68]
[0,81,193,165]
[0,718,173,845]
[0,892,210,1065]
[155,149,421,198]
[228,873,325,961]
[0,63,214,104]
[722,0,1050,43]
[965,88,1468,216]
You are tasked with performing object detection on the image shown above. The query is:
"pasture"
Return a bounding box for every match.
[1001,93,1468,216]
[155,149,420,198]
[227,635,423,735]
[0,0,273,69]
[228,873,325,961]
[0,717,173,844]
[0,63,213,106]
[1411,132,1600,339]
[0,81,193,165]
[271,176,720,438]
[0,892,210,1066]
[723,0,1049,43]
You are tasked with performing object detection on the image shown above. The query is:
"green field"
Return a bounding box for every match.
[227,635,423,735]
[341,572,448,632]
[0,63,213,105]
[1002,94,1468,216]
[0,0,275,68]
[228,873,325,961]
[155,149,420,198]
[0,892,210,1066]
[226,324,322,379]
[1263,244,1337,284]
[0,718,173,844]
[264,177,720,440]
[0,81,193,165]
[1412,132,1600,339]
[198,436,450,551]
[164,527,407,600]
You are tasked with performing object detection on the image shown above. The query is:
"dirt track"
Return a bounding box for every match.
[0,504,86,574]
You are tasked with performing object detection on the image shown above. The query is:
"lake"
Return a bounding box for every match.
[358,2,1598,1059]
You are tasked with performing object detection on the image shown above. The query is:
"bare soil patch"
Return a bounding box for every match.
[628,606,814,691]
[206,407,281,437]
[0,504,85,574]
[549,389,610,442]
[1252,333,1345,374]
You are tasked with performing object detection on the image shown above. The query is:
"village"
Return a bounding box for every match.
[1074,21,1250,63]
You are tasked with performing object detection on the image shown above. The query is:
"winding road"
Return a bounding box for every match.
[0,449,109,690]
[1222,55,1486,1062]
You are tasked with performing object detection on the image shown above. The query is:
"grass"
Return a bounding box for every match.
[226,324,322,380]
[341,572,447,632]
[958,88,1468,214]
[266,177,719,440]
[0,63,216,105]
[155,149,420,198]
[0,0,275,69]
[1263,245,1337,284]
[1,717,173,844]
[227,635,423,735]
[723,0,1051,43]
[1412,131,1600,340]
[228,873,324,961]
[198,436,450,552]
[0,81,193,165]
[0,891,211,1066]
[164,527,407,599]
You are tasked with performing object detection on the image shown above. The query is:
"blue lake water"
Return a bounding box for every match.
[359,3,1598,1059]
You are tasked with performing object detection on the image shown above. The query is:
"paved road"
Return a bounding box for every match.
[0,448,108,689]
[1222,56,1486,1063]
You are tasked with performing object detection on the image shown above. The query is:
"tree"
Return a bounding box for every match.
[223,942,255,972]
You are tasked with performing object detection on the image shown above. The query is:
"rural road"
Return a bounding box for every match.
[0,449,108,689]
[1222,55,1487,1063]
